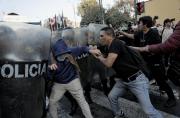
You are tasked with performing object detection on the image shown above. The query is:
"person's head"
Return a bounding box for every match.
[153,16,158,26]
[62,27,74,40]
[61,27,74,47]
[138,16,153,31]
[52,39,71,61]
[99,27,115,46]
[170,18,175,28]
[163,18,171,27]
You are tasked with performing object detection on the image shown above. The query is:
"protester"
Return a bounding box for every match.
[48,39,100,118]
[119,16,176,107]
[93,27,163,118]
[158,18,174,66]
[131,21,180,87]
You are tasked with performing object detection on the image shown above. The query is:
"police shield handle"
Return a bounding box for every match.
[0,22,51,118]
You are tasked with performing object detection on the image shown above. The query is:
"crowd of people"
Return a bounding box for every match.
[47,16,180,118]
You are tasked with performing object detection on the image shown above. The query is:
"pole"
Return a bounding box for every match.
[134,0,137,21]
[73,5,77,27]
[99,0,104,24]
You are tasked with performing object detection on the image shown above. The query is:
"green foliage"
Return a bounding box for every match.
[77,0,133,27]
[78,0,104,26]
[105,0,133,28]
[105,7,131,29]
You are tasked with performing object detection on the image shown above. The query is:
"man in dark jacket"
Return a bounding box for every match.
[132,21,180,87]
[119,16,176,107]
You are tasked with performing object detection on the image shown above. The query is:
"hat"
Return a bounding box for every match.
[52,39,71,57]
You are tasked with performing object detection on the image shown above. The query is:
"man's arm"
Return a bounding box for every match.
[97,53,118,68]
[48,52,58,70]
[131,21,180,54]
[70,46,101,57]
[119,31,134,39]
[148,22,180,53]
[70,46,90,57]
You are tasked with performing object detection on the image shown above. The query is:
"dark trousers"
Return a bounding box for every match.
[167,65,180,87]
[163,54,170,67]
[149,64,175,100]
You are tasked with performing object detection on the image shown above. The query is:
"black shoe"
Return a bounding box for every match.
[164,99,177,107]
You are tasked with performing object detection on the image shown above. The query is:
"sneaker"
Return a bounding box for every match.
[164,98,177,107]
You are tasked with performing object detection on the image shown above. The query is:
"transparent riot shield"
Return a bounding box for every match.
[87,23,107,45]
[0,22,51,118]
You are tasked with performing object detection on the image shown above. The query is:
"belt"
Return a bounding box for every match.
[123,71,142,83]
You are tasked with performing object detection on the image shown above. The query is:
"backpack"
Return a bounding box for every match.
[160,28,165,41]
[125,46,151,79]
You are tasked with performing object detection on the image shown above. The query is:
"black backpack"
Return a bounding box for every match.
[125,46,151,79]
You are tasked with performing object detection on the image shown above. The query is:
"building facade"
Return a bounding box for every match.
[138,0,180,25]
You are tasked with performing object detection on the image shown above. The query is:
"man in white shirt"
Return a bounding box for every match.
[159,19,173,43]
[158,19,174,67]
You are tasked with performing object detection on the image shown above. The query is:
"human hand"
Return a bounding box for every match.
[48,63,58,70]
[89,45,97,50]
[117,30,124,35]
[89,49,102,58]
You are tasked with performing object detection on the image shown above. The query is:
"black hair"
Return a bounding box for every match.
[170,18,175,22]
[163,18,171,26]
[139,16,153,28]
[100,27,115,38]
[153,16,159,20]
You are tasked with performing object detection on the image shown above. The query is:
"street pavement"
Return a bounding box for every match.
[46,95,113,118]
[46,79,180,118]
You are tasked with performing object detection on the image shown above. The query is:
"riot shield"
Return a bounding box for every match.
[59,27,89,48]
[87,23,107,45]
[0,22,51,118]
[52,23,107,47]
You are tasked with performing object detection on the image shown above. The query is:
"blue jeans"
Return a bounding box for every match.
[108,71,163,118]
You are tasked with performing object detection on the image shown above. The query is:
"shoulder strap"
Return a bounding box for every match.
[64,54,81,73]
[161,28,165,38]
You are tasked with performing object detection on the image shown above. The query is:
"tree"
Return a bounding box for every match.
[77,0,133,28]
[114,0,134,18]
[104,0,133,29]
[77,0,104,25]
